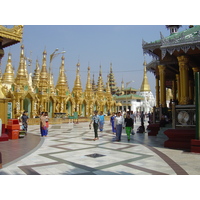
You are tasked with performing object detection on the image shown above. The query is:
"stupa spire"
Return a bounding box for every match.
[73,61,82,91]
[108,62,117,95]
[38,50,49,90]
[32,59,40,88]
[97,65,104,93]
[56,55,69,95]
[140,60,151,92]
[106,74,111,94]
[14,44,29,86]
[2,52,14,86]
[85,66,92,91]
[92,74,96,91]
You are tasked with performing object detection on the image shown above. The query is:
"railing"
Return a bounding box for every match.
[28,117,91,125]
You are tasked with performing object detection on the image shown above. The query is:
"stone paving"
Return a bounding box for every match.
[0,119,200,175]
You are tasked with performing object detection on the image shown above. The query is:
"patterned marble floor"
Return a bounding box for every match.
[1,119,200,175]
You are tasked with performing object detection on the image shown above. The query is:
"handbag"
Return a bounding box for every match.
[131,129,135,135]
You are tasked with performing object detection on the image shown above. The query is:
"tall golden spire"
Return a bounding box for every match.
[97,65,104,93]
[92,74,96,91]
[140,60,151,92]
[85,66,92,91]
[32,59,40,88]
[72,61,82,91]
[106,74,111,94]
[39,50,49,90]
[56,55,69,95]
[14,44,29,86]
[108,62,117,94]
[2,52,14,86]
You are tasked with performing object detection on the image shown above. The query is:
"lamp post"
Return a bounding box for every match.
[48,49,66,115]
[126,80,134,112]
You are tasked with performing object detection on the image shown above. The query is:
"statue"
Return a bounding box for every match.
[56,103,60,113]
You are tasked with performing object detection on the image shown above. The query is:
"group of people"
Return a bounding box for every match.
[89,110,136,142]
[110,111,134,142]
[20,111,49,137]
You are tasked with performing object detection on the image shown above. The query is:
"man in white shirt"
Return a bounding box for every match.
[114,112,124,142]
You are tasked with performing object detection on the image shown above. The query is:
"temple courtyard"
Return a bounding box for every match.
[0,119,200,175]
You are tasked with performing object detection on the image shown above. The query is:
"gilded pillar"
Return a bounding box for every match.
[177,55,190,105]
[192,67,200,104]
[12,98,16,118]
[155,75,160,108]
[158,65,166,107]
[20,98,24,114]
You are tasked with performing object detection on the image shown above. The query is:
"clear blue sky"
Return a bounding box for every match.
[1,25,190,95]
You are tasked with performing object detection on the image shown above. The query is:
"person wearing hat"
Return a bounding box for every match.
[89,110,100,140]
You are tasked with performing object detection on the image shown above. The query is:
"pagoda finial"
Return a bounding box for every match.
[14,44,29,87]
[110,62,113,73]
[140,59,151,92]
[92,74,96,91]
[56,55,69,95]
[97,65,104,93]
[73,61,82,91]
[38,50,49,91]
[32,59,40,88]
[2,52,14,86]
[85,65,92,90]
[106,74,111,94]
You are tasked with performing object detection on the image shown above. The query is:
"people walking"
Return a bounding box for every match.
[110,112,116,134]
[45,112,49,135]
[114,112,124,142]
[99,111,105,132]
[21,111,29,134]
[124,113,134,141]
[40,112,48,137]
[89,110,100,140]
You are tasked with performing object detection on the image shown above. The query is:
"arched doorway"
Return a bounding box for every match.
[82,101,86,117]
[67,101,72,116]
[24,98,31,117]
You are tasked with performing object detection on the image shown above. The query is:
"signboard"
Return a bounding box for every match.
[7,102,12,119]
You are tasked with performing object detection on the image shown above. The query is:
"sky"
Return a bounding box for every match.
[1,25,190,96]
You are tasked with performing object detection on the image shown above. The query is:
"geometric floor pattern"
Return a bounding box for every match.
[1,120,200,175]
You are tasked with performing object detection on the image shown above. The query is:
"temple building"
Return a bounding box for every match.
[0,25,156,128]
[0,25,23,126]
[0,44,119,119]
[138,60,155,112]
[113,60,155,113]
[142,25,200,152]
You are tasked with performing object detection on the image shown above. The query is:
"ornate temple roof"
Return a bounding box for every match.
[143,25,200,60]
[0,25,23,48]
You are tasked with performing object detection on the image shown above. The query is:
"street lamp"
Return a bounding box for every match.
[126,80,134,112]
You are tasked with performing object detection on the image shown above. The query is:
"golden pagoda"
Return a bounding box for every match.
[140,60,151,92]
[32,59,40,88]
[2,52,14,89]
[72,61,83,115]
[84,66,95,116]
[55,55,70,114]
